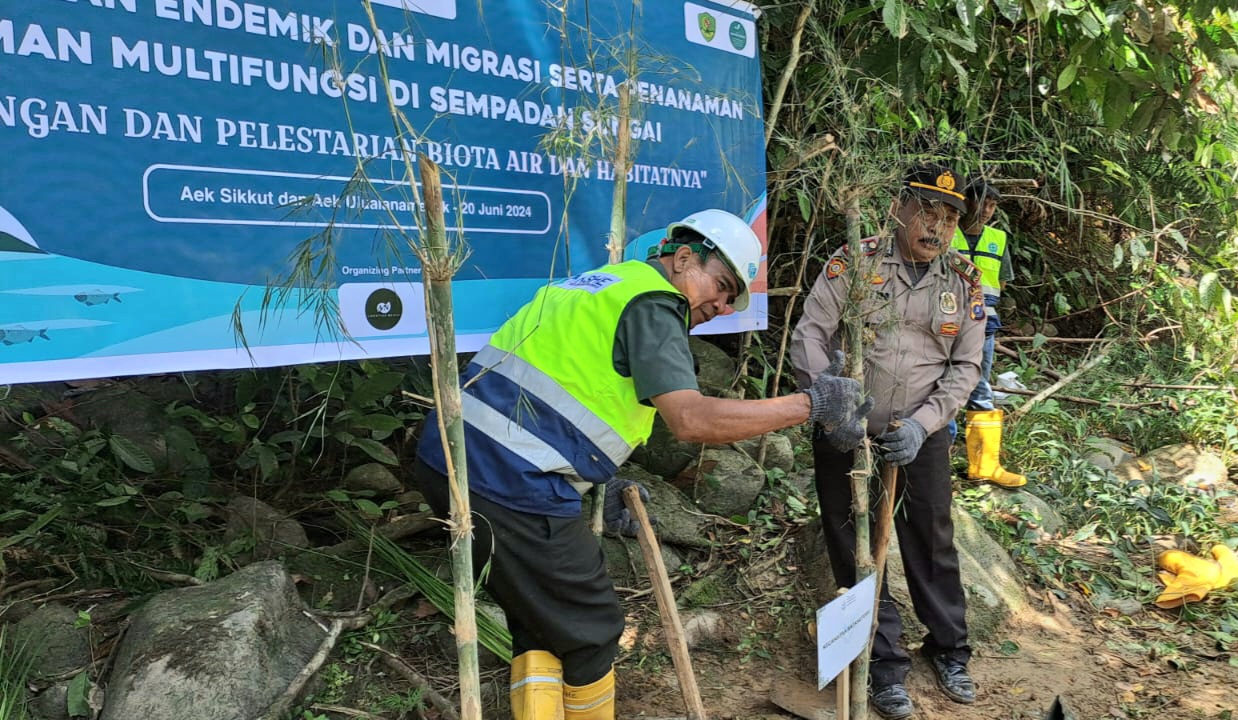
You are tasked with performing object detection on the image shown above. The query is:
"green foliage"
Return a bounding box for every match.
[0,626,33,720]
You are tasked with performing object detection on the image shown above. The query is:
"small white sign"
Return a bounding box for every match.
[683,2,757,58]
[816,573,878,690]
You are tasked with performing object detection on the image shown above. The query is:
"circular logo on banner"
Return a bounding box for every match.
[365,289,403,330]
[729,21,747,50]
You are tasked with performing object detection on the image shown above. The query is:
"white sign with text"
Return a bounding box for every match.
[816,573,878,689]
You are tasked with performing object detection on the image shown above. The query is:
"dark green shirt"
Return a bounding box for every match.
[613,259,700,403]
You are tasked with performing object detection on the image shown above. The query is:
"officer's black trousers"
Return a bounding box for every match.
[812,429,970,686]
[415,460,624,686]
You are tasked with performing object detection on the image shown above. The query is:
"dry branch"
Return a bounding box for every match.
[365,642,461,720]
[319,513,439,556]
[1009,346,1113,420]
[997,387,1165,411]
[259,617,343,720]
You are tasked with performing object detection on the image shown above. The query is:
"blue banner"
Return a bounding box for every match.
[0,0,766,383]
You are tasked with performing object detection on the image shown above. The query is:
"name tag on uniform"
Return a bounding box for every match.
[939,291,958,315]
[558,272,621,293]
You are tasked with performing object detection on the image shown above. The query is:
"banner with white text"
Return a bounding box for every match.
[0,0,766,383]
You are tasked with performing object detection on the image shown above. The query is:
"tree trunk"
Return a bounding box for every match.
[420,157,481,720]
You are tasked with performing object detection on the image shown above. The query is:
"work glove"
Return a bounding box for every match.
[802,351,872,452]
[875,418,927,467]
[602,477,655,538]
[1154,545,1238,609]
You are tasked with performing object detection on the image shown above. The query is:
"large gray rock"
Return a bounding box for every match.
[344,462,402,496]
[615,465,712,549]
[1082,437,1136,471]
[629,416,700,480]
[223,496,309,560]
[1113,444,1229,491]
[600,535,683,588]
[13,604,92,680]
[986,488,1068,537]
[674,446,765,518]
[101,561,321,720]
[797,505,1029,643]
[689,337,737,397]
[735,432,796,474]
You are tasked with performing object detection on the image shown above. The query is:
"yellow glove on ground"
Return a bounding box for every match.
[1154,545,1238,609]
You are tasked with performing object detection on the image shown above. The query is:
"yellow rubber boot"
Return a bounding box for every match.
[1211,545,1238,588]
[1155,550,1222,608]
[510,651,565,720]
[563,668,615,720]
[965,409,1027,488]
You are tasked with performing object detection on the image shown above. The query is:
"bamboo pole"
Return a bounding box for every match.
[764,0,816,148]
[624,486,708,720]
[841,194,873,720]
[420,157,481,720]
[591,81,635,536]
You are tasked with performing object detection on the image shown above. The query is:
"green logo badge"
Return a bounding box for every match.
[729,21,747,50]
[698,12,716,41]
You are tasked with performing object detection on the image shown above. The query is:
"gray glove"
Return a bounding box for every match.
[602,477,654,537]
[803,351,871,448]
[875,419,927,466]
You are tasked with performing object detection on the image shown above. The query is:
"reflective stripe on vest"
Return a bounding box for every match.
[952,225,1005,317]
[466,260,686,487]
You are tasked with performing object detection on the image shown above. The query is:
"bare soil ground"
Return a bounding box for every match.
[612,581,1236,720]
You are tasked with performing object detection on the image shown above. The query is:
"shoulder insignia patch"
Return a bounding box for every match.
[948,251,981,286]
[861,237,881,256]
[968,285,985,321]
[825,257,847,279]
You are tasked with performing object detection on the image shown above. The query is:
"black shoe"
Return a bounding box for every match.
[869,682,914,720]
[928,653,976,704]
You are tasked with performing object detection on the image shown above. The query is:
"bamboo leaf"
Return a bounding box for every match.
[109,436,155,474]
[796,189,812,223]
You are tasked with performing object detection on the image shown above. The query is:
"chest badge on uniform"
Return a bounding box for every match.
[866,272,885,285]
[939,322,960,337]
[939,291,958,315]
[825,258,847,279]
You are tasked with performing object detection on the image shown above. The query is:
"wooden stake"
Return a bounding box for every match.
[623,485,708,720]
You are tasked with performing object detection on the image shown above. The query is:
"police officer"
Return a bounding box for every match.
[416,209,873,720]
[951,179,1026,487]
[790,165,984,719]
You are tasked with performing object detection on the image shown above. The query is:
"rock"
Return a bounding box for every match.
[68,384,170,472]
[678,568,739,607]
[223,496,309,560]
[689,337,736,397]
[29,683,70,720]
[100,561,321,720]
[344,463,402,496]
[599,536,683,588]
[1113,444,1229,491]
[987,489,1068,536]
[13,604,92,680]
[681,610,728,649]
[735,432,796,474]
[1082,437,1136,471]
[796,507,1029,643]
[1095,595,1142,617]
[629,416,700,480]
[615,465,712,549]
[674,446,764,518]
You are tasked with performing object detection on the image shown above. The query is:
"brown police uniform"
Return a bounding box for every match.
[790,236,984,686]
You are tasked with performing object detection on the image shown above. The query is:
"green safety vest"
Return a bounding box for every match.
[465,260,687,495]
[951,225,1006,313]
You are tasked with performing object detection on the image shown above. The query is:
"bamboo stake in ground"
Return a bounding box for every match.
[420,156,482,720]
[841,194,874,720]
[623,485,708,720]
[591,81,635,536]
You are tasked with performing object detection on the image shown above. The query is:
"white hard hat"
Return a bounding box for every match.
[666,209,762,311]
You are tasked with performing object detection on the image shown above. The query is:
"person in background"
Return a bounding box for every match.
[951,179,1026,488]
[416,209,873,720]
[791,165,984,720]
